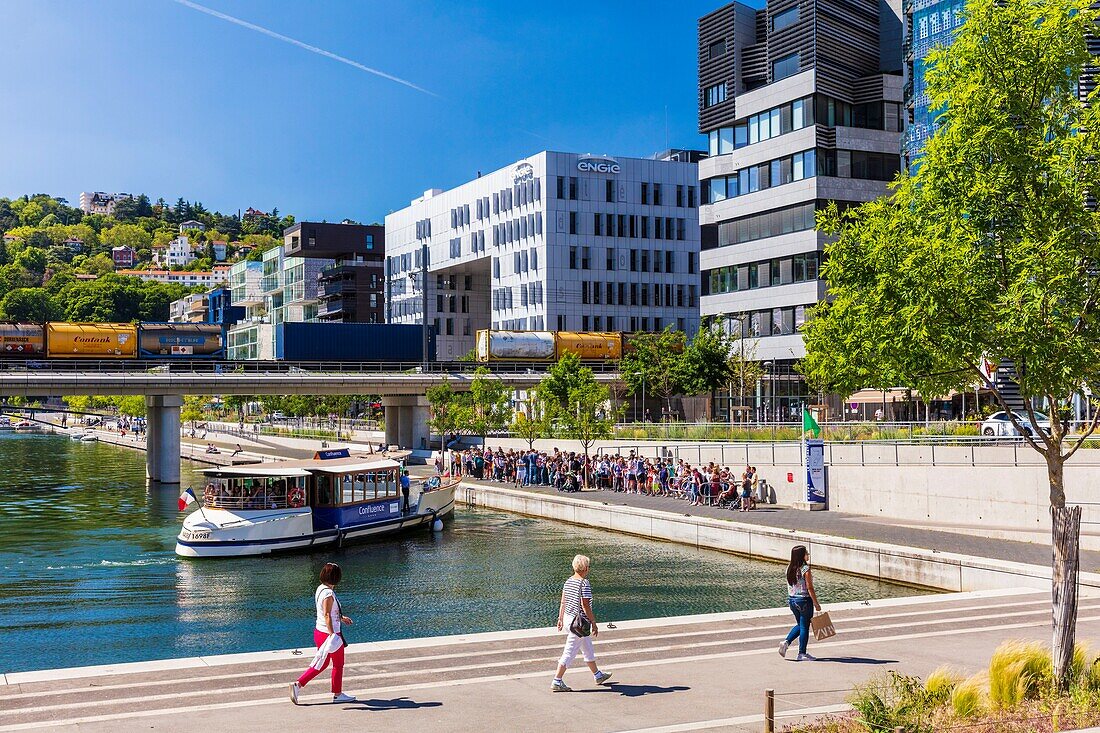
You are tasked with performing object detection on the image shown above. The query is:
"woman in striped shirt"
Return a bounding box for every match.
[552,554,613,692]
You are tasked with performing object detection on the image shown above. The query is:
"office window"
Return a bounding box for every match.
[708,39,726,59]
[569,246,577,269]
[582,315,590,331]
[676,185,684,207]
[630,283,638,306]
[557,315,567,330]
[773,52,800,81]
[606,282,614,304]
[653,183,662,206]
[594,316,602,331]
[581,282,589,304]
[641,182,649,204]
[630,215,638,238]
[617,282,625,305]
[772,5,799,31]
[653,249,662,273]
[641,216,649,238]
[606,247,615,270]
[605,213,614,237]
[618,214,626,238]
[704,83,727,108]
[606,179,614,202]
[581,246,590,269]
[556,177,564,199]
[569,211,578,234]
[594,213,602,236]
[688,252,695,274]
[629,249,637,271]
[641,249,649,272]
[641,284,649,307]
[688,186,696,208]
[677,218,685,241]
[569,177,578,200]
[593,280,601,304]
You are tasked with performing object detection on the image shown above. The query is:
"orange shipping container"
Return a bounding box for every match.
[554,332,623,361]
[46,323,138,359]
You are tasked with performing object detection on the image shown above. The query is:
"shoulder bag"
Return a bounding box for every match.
[568,580,592,638]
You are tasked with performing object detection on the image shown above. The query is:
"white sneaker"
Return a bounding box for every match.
[796,653,817,662]
[778,641,789,658]
[332,692,357,703]
[289,682,299,705]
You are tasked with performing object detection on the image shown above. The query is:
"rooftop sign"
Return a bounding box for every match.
[577,155,620,174]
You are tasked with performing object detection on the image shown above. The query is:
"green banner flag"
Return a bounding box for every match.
[802,408,821,438]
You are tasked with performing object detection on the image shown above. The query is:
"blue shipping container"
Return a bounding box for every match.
[274,323,434,362]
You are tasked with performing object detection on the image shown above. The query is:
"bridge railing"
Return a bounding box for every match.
[0,359,621,375]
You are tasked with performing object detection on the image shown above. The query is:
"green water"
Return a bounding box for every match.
[0,433,922,673]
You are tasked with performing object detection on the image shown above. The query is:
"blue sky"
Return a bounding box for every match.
[0,0,733,223]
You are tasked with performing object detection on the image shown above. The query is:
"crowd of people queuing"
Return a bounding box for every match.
[440,447,765,510]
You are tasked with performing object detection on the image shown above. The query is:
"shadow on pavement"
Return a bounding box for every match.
[583,683,691,697]
[814,656,898,665]
[346,697,444,711]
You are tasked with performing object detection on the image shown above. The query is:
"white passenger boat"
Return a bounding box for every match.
[175,452,458,558]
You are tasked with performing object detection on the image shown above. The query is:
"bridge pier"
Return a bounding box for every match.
[145,395,182,484]
[382,396,431,451]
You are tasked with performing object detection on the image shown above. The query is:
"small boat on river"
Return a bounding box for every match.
[175,451,458,558]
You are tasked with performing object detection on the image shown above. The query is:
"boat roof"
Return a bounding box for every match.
[202,455,401,478]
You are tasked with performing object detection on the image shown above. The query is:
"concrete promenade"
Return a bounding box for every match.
[4,589,1099,733]
[471,480,1100,574]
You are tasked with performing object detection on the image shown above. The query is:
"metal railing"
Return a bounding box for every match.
[0,359,621,375]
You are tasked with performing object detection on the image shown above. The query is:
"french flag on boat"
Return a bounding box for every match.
[178,487,197,511]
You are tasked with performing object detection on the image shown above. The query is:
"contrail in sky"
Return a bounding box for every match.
[171,0,437,97]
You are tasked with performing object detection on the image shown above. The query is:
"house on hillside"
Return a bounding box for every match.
[111,246,136,269]
[63,237,84,253]
[154,236,197,268]
[179,220,206,233]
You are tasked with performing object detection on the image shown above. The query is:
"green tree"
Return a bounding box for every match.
[181,396,206,430]
[466,368,512,445]
[101,223,153,252]
[0,288,59,322]
[426,382,470,451]
[18,201,44,226]
[539,357,616,486]
[510,387,550,450]
[619,327,687,420]
[801,0,1100,686]
[679,326,734,420]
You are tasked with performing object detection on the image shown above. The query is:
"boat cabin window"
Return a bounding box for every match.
[202,476,306,510]
[314,474,338,505]
[337,468,398,505]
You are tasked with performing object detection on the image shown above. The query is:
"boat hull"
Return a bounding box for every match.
[175,482,457,558]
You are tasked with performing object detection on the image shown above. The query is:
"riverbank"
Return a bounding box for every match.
[3,589,1097,732]
[457,480,1100,594]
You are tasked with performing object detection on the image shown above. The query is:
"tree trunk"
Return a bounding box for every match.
[1052,503,1081,687]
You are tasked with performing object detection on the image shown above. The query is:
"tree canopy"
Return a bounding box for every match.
[800,0,1100,684]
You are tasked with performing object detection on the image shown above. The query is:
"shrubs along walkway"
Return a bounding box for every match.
[786,640,1100,732]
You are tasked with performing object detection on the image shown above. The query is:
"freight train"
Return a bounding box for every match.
[0,322,431,362]
[0,322,225,359]
[476,329,637,363]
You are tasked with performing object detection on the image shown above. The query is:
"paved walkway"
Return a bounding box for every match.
[2,589,1098,732]
[467,479,1100,572]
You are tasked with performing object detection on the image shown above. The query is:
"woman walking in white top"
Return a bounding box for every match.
[778,545,822,662]
[551,554,613,692]
[289,562,357,704]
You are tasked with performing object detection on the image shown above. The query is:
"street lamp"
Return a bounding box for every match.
[762,361,773,424]
[628,371,646,422]
[725,315,745,429]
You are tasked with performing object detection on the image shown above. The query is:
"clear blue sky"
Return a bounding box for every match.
[0,0,734,224]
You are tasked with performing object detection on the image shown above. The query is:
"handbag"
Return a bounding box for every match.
[568,580,592,638]
[810,611,836,641]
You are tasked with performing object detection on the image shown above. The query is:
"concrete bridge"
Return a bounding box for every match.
[0,362,619,484]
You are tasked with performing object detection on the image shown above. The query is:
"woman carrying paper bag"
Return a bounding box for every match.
[778,545,822,662]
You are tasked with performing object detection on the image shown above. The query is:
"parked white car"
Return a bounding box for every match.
[981,410,1051,437]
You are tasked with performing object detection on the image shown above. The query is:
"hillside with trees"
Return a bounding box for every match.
[0,193,293,322]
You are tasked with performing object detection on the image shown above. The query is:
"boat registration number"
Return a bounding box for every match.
[183,530,211,541]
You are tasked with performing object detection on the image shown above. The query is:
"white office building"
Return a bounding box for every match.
[385,150,703,360]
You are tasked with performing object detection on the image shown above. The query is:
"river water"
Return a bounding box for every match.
[0,433,922,673]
